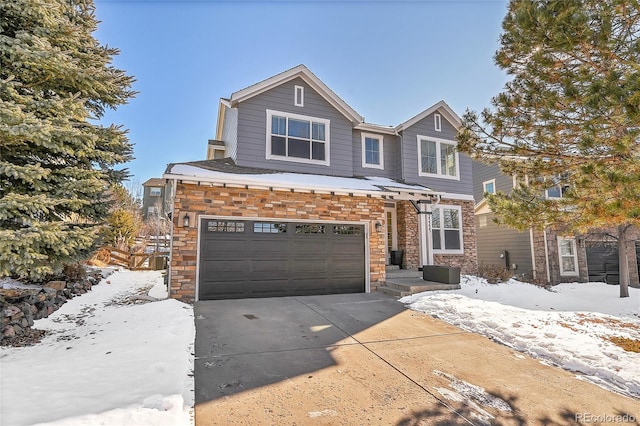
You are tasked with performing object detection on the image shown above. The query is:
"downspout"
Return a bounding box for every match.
[167,178,177,296]
[529,228,537,280]
[542,227,551,284]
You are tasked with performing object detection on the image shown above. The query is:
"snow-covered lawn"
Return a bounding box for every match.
[2,272,638,426]
[0,270,194,426]
[401,276,640,399]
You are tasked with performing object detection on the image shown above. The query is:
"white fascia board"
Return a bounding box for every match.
[354,123,397,135]
[439,192,476,201]
[162,172,397,198]
[396,100,462,132]
[229,65,364,124]
[215,99,229,141]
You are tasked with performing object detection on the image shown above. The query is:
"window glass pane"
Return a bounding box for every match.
[432,230,441,249]
[334,225,362,235]
[562,256,576,272]
[442,208,459,229]
[484,181,495,194]
[444,230,461,250]
[254,222,287,233]
[547,186,562,198]
[271,136,286,156]
[440,143,457,176]
[288,138,310,159]
[288,119,310,138]
[421,140,437,173]
[311,141,325,161]
[207,221,245,232]
[365,137,380,165]
[272,116,286,135]
[295,224,325,234]
[560,239,574,256]
[312,122,325,141]
[431,208,440,229]
[150,187,161,196]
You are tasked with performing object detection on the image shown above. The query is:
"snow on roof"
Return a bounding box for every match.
[165,164,438,196]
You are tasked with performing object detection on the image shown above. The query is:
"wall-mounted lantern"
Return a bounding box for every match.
[375,221,383,233]
[183,213,190,228]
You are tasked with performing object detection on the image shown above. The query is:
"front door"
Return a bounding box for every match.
[384,206,397,265]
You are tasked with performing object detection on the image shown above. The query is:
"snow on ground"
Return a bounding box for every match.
[0,270,194,426]
[401,276,640,399]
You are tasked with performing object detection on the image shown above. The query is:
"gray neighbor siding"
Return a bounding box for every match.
[472,161,514,201]
[400,112,473,195]
[476,213,534,279]
[352,130,400,179]
[473,160,533,278]
[235,77,354,177]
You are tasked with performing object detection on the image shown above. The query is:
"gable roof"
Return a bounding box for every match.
[395,99,462,131]
[228,65,364,125]
[143,178,166,187]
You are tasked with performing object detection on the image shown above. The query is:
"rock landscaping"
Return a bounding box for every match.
[0,268,103,347]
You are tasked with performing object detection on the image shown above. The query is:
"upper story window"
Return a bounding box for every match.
[149,187,161,196]
[294,85,304,107]
[483,179,496,195]
[266,110,330,166]
[431,205,464,254]
[558,237,579,276]
[361,133,384,169]
[434,113,442,132]
[417,136,459,180]
[545,174,570,199]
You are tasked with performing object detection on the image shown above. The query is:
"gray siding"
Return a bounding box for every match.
[476,212,533,279]
[352,130,400,178]
[235,77,353,176]
[472,161,514,202]
[400,112,473,195]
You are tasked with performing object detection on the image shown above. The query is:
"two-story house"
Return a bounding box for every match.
[163,65,477,302]
[473,160,640,287]
[141,178,167,220]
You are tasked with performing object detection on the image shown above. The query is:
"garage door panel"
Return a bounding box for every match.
[198,220,365,300]
[201,239,247,254]
[250,260,290,273]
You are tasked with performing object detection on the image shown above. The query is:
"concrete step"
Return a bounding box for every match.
[386,279,461,293]
[385,269,422,279]
[377,285,411,298]
[385,265,400,272]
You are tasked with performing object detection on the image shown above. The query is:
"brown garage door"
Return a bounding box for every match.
[198,219,366,300]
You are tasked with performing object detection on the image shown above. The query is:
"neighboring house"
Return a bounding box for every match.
[473,160,640,287]
[163,65,478,302]
[142,178,167,220]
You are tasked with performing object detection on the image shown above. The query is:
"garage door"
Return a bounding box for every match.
[198,219,366,300]
[586,241,619,285]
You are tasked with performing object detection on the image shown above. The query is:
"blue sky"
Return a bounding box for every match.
[94,0,510,187]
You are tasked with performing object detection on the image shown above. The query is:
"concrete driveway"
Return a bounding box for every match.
[194,293,638,425]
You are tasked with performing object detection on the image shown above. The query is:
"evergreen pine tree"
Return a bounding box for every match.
[0,0,135,280]
[457,0,640,297]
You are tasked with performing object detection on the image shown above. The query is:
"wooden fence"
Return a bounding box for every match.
[95,247,168,270]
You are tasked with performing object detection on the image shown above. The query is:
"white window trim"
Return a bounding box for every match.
[434,113,442,132]
[417,135,460,181]
[558,237,579,276]
[361,133,384,170]
[483,179,496,195]
[294,85,304,107]
[265,109,330,166]
[431,204,464,255]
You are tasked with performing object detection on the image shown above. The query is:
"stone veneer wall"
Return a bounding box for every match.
[395,199,477,274]
[533,227,640,287]
[396,201,419,269]
[432,199,478,275]
[170,183,386,302]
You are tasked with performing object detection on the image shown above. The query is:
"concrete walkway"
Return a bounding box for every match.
[194,293,638,425]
